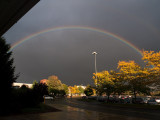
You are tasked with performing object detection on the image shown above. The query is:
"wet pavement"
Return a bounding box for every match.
[1,98,160,120]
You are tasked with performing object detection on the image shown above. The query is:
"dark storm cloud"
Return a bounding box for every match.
[3,0,160,85]
[12,30,143,85]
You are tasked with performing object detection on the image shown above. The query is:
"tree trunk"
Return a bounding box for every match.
[107,93,110,103]
[133,89,137,103]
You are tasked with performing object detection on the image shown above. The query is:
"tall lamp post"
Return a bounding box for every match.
[92,52,98,86]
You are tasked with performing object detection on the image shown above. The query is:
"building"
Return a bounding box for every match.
[12,82,33,88]
[77,85,86,89]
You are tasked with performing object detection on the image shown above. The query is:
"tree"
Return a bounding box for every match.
[63,84,69,95]
[47,75,64,96]
[68,86,76,96]
[78,86,84,94]
[32,80,38,88]
[113,72,129,96]
[142,51,160,84]
[93,70,115,100]
[32,83,48,102]
[74,85,80,95]
[0,37,18,112]
[118,60,150,100]
[0,37,18,92]
[142,51,160,69]
[84,85,93,96]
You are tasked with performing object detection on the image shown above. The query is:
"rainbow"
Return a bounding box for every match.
[10,26,143,56]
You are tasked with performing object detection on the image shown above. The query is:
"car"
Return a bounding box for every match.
[118,98,127,104]
[106,97,115,103]
[124,98,131,103]
[88,96,97,100]
[97,96,107,102]
[143,98,148,104]
[97,96,114,102]
[155,98,160,103]
[147,99,158,105]
[43,95,54,100]
[113,97,120,103]
[82,96,87,99]
[132,98,144,104]
[143,97,150,104]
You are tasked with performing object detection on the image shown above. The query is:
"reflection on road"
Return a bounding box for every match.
[1,98,160,120]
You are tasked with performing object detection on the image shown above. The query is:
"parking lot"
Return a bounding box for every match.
[83,95,160,105]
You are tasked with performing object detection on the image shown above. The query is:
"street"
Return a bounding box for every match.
[1,98,160,120]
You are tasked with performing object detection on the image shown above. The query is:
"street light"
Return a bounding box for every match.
[92,52,98,86]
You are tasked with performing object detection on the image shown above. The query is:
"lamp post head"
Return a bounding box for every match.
[92,52,97,55]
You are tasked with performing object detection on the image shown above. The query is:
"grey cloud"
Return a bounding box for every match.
[4,0,160,85]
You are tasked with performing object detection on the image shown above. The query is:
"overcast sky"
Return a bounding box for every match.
[3,0,160,85]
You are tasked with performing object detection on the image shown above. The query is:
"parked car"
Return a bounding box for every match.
[118,98,126,104]
[132,98,144,104]
[155,98,160,103]
[106,97,115,103]
[113,97,120,103]
[43,95,54,100]
[124,98,131,103]
[82,96,87,99]
[97,96,107,102]
[147,99,158,105]
[97,96,114,102]
[88,96,97,100]
[143,97,150,104]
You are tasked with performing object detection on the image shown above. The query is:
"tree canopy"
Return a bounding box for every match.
[84,85,93,96]
[46,75,64,95]
[92,50,160,98]
[0,37,18,94]
[0,37,18,113]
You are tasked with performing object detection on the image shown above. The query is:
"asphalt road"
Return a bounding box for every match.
[48,98,160,120]
[1,98,160,120]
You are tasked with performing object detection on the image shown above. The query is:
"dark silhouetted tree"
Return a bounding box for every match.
[0,37,18,113]
[32,83,48,102]
[84,85,93,96]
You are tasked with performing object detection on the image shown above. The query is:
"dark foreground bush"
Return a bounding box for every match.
[0,84,48,115]
[11,87,40,108]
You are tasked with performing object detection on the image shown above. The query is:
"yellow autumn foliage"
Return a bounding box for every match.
[142,51,160,67]
[93,70,115,86]
[142,50,160,72]
[68,86,76,94]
